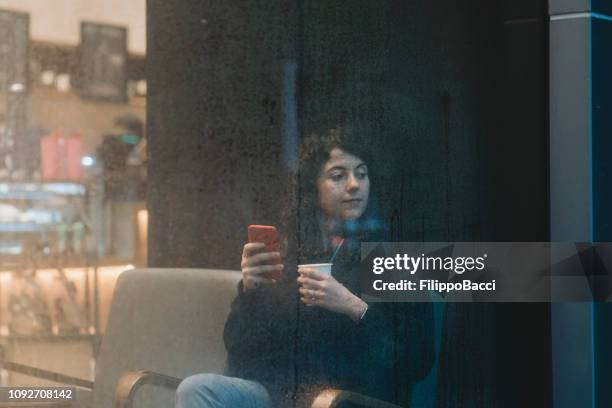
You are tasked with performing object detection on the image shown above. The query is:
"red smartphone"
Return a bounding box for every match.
[247,225,281,280]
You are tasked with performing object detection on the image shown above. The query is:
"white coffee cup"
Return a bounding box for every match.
[298,263,333,276]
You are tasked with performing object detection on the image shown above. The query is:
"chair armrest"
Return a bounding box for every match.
[311,389,403,408]
[113,370,181,408]
[0,360,93,389]
[74,388,93,408]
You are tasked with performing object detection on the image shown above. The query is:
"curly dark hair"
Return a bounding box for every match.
[280,126,380,266]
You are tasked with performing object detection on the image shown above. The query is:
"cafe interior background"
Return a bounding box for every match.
[0,0,146,385]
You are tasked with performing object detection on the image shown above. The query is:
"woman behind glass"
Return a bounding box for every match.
[176,127,434,408]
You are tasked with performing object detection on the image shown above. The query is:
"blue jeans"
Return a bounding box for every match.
[176,373,273,408]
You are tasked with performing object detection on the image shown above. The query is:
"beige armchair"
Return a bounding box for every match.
[2,268,401,408]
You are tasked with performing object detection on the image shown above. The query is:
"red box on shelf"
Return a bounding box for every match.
[40,130,84,181]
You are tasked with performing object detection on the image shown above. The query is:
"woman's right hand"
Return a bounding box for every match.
[241,242,283,291]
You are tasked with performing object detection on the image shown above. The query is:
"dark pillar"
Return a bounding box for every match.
[500,0,549,240]
[495,2,552,407]
[592,5,612,406]
[549,1,612,407]
[147,0,294,268]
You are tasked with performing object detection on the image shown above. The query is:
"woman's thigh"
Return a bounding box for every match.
[175,373,272,408]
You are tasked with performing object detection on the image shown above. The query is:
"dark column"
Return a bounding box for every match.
[495,2,552,407]
[380,2,551,407]
[147,0,294,268]
[549,1,612,407]
[500,0,549,240]
[592,6,612,407]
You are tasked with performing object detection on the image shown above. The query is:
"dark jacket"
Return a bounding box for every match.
[223,237,434,407]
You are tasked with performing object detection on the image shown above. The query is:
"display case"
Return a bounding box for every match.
[0,181,100,341]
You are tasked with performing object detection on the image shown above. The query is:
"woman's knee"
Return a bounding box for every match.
[176,373,272,408]
[176,373,224,405]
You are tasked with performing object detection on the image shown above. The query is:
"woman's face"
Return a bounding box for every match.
[317,147,370,221]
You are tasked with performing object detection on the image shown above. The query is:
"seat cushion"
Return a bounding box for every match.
[92,268,241,408]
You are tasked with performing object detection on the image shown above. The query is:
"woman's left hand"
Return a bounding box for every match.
[298,267,367,322]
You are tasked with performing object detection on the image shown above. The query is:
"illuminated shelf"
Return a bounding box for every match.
[0,182,86,200]
[0,223,58,233]
[0,334,98,342]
